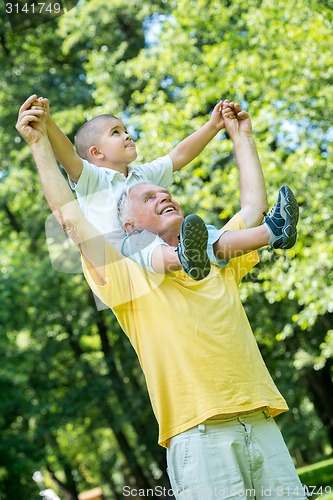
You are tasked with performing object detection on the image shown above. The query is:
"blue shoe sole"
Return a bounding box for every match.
[177,214,211,280]
[274,186,299,249]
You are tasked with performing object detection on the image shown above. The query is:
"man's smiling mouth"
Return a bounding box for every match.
[160,207,176,215]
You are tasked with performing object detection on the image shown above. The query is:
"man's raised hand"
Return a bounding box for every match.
[222,99,252,137]
[16,94,47,144]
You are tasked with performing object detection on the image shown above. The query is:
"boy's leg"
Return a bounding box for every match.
[122,214,211,280]
[213,225,270,260]
[151,245,182,274]
[213,186,299,259]
[153,214,211,279]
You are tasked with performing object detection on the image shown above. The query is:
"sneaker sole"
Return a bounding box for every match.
[277,186,299,249]
[178,214,211,280]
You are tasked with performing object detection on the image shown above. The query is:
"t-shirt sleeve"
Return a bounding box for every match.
[69,159,110,196]
[223,213,260,283]
[134,155,173,188]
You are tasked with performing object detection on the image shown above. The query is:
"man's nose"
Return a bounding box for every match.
[158,192,171,202]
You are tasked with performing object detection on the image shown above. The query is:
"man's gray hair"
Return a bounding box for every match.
[117,181,151,229]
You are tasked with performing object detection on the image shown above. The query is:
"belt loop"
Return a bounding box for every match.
[263,409,271,420]
[198,423,206,434]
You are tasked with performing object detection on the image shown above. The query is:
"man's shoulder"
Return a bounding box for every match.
[222,213,247,232]
[222,213,259,283]
[82,244,166,309]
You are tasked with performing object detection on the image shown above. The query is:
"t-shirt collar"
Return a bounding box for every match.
[103,165,136,181]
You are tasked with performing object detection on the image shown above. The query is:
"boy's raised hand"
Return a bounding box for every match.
[209,100,225,131]
[32,96,50,122]
[222,99,252,138]
[16,94,47,145]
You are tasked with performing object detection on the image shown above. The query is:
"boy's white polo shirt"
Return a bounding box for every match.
[69,155,173,240]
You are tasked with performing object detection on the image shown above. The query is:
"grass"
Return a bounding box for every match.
[297,457,333,499]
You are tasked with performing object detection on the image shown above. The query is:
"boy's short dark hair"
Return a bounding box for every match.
[74,114,118,160]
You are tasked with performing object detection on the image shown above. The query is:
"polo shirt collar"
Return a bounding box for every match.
[102,165,136,181]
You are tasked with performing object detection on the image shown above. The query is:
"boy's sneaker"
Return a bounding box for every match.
[176,214,211,280]
[263,185,299,250]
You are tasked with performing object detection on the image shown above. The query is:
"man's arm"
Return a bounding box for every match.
[168,101,224,172]
[30,95,83,183]
[16,99,106,283]
[222,100,268,228]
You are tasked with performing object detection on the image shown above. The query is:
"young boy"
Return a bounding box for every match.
[26,96,298,281]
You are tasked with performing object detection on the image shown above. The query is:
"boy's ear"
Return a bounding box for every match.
[88,145,104,159]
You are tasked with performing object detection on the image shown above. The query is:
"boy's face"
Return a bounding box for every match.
[126,184,184,242]
[93,117,137,166]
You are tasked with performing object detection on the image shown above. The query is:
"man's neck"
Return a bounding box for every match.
[159,224,182,247]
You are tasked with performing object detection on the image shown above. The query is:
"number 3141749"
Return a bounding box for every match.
[6,3,61,14]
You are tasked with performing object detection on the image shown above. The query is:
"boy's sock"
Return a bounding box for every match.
[263,185,299,249]
[176,214,211,280]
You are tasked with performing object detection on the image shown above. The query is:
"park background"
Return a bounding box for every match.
[0,0,332,498]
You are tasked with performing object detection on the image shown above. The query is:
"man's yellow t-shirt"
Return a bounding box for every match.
[82,214,288,447]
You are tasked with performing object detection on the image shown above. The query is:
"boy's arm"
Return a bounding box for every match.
[222,100,268,228]
[168,101,224,172]
[32,95,83,183]
[16,97,106,283]
[47,113,83,183]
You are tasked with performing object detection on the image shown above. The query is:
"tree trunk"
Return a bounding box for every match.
[305,363,333,447]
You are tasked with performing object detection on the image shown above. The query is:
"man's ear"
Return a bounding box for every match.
[88,145,104,159]
[124,220,135,234]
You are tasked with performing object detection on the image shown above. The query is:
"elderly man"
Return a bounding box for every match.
[16,98,305,499]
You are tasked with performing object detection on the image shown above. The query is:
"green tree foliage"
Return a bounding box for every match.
[0,0,332,497]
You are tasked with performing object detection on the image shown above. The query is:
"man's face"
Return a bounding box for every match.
[94,117,137,165]
[127,184,184,241]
